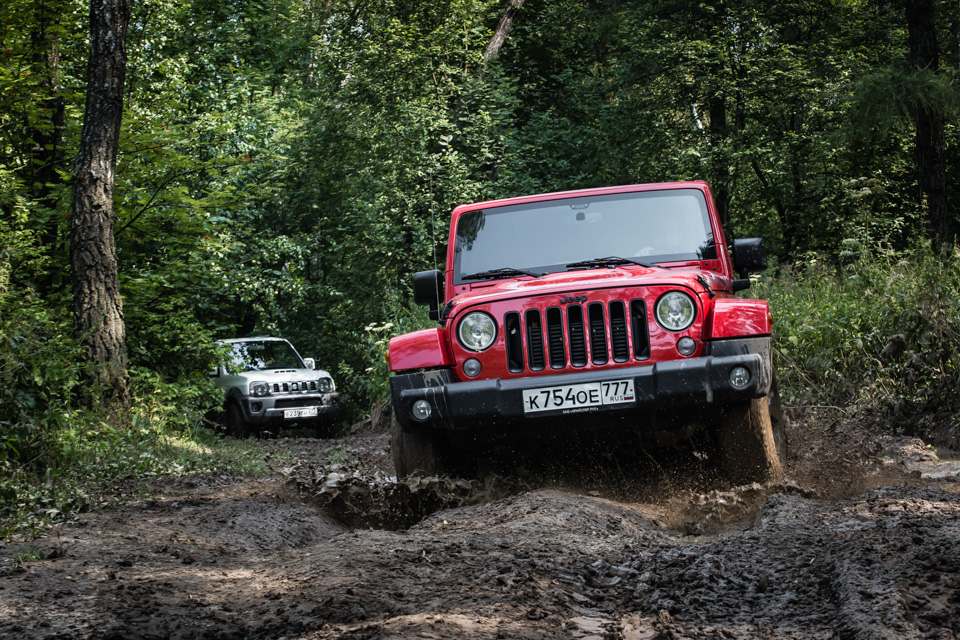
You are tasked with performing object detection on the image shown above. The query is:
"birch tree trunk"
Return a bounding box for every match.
[70,0,130,405]
[482,0,526,63]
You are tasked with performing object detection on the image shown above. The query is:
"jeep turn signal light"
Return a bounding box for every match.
[384,350,390,366]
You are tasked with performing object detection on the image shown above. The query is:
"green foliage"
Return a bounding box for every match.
[1,0,960,520]
[334,299,436,422]
[129,367,223,435]
[0,300,82,467]
[852,66,960,135]
[0,405,279,540]
[758,241,960,438]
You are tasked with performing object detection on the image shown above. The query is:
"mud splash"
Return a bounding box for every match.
[282,467,524,529]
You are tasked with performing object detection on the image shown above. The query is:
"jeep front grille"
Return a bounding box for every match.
[588,303,608,365]
[505,312,523,373]
[567,305,587,367]
[504,299,651,373]
[610,301,630,362]
[546,307,565,368]
[525,309,546,371]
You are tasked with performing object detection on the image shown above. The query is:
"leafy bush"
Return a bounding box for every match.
[129,366,223,436]
[336,300,435,423]
[0,301,82,470]
[0,304,274,541]
[756,240,960,444]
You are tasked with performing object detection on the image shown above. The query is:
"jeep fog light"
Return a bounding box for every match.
[463,358,482,377]
[677,337,696,356]
[249,381,271,397]
[655,291,696,331]
[457,311,497,351]
[729,366,751,389]
[412,400,432,421]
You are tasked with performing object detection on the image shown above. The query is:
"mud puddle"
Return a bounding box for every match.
[1,417,959,639]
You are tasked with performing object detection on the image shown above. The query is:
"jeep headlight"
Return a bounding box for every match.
[655,291,696,331]
[457,311,497,351]
[249,381,271,397]
[317,377,335,393]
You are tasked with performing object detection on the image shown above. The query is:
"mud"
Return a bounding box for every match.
[2,414,959,639]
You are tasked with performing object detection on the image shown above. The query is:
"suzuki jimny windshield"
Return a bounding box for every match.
[228,340,304,372]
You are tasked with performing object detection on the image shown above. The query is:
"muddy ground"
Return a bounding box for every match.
[2,414,959,640]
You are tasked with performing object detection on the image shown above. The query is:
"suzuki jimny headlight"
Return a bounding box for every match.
[249,381,271,397]
[457,311,497,351]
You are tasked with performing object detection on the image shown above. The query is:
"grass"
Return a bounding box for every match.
[0,408,294,542]
[754,240,960,443]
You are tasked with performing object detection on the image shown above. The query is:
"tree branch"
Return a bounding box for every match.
[481,0,525,63]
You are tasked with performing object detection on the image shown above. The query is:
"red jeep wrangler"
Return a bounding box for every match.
[387,182,785,483]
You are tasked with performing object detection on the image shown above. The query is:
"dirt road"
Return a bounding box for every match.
[1,416,958,639]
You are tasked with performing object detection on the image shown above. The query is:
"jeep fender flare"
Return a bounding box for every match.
[388,328,453,372]
[707,298,772,339]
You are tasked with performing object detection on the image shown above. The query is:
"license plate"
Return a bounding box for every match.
[522,379,636,414]
[284,407,318,419]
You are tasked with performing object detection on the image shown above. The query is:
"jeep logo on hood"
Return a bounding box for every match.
[560,294,587,304]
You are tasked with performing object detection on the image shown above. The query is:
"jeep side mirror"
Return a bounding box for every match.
[303,358,316,370]
[731,238,766,291]
[413,269,444,321]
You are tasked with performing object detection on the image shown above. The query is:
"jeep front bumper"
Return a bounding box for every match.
[390,337,771,432]
[239,392,341,424]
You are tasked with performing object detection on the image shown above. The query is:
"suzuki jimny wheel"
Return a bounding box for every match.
[226,402,250,438]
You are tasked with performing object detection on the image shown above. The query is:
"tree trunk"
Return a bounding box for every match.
[905,0,949,243]
[481,0,526,63]
[70,0,131,406]
[441,0,525,158]
[709,95,731,229]
[32,0,67,297]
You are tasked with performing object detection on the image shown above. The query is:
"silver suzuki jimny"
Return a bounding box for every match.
[212,337,340,437]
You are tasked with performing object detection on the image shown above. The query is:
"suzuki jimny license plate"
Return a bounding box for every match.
[283,407,318,419]
[522,379,635,415]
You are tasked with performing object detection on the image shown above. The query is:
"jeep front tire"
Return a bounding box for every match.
[715,394,784,485]
[391,415,449,477]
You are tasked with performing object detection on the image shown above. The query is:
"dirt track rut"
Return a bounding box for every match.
[1,419,959,639]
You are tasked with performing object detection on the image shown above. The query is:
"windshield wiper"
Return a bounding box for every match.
[565,256,663,270]
[462,267,544,281]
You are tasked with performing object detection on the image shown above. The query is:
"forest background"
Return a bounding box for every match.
[1,0,959,537]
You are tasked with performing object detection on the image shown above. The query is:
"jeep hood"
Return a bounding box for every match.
[445,267,726,316]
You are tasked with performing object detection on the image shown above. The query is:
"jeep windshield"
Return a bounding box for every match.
[227,340,304,372]
[453,189,716,285]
